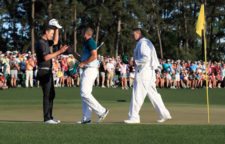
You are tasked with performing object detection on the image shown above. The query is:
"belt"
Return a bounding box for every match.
[83,66,98,69]
[38,67,51,70]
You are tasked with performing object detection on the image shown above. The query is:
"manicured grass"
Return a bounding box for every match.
[0,123,224,144]
[1,87,225,105]
[0,88,225,144]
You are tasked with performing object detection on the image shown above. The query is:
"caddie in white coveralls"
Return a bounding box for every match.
[78,27,109,124]
[124,28,172,124]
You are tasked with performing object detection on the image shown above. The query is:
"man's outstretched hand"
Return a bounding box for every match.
[59,45,69,54]
[79,62,86,68]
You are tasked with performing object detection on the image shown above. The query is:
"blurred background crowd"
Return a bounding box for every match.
[1,50,225,90]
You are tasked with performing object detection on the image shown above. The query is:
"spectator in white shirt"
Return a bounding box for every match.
[119,61,128,90]
[106,59,115,88]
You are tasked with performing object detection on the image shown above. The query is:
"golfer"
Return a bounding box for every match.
[124,28,172,124]
[36,19,68,124]
[78,27,109,124]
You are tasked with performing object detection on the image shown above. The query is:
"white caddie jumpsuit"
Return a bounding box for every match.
[128,37,172,122]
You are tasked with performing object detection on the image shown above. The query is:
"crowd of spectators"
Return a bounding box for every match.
[1,50,225,90]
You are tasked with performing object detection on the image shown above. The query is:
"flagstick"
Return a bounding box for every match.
[203,29,210,124]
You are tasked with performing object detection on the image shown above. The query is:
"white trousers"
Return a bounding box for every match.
[25,70,33,87]
[80,68,106,121]
[128,72,171,121]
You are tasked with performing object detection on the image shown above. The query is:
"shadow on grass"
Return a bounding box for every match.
[116,100,127,102]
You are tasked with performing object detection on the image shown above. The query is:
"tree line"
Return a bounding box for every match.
[0,0,225,61]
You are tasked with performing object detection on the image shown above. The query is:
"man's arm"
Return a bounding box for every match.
[79,50,97,68]
[53,29,59,45]
[44,45,68,61]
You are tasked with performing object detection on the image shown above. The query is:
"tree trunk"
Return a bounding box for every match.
[208,19,213,59]
[184,14,189,51]
[31,0,35,54]
[115,18,121,57]
[73,4,77,53]
[156,25,163,59]
[48,0,53,19]
[13,16,17,51]
[48,0,53,53]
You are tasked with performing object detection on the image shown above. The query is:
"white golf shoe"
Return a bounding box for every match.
[124,119,140,124]
[53,119,61,123]
[97,109,109,123]
[157,117,172,123]
[77,120,92,124]
[44,120,58,124]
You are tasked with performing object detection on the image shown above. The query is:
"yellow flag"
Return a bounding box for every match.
[196,4,205,37]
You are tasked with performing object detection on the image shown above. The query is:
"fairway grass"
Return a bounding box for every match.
[0,123,224,144]
[0,87,224,124]
[0,88,225,144]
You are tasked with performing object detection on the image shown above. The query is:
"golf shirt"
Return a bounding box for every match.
[81,38,98,68]
[35,39,53,69]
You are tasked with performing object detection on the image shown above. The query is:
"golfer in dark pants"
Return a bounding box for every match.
[36,21,68,124]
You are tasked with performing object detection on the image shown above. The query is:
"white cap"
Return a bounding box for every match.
[49,19,62,29]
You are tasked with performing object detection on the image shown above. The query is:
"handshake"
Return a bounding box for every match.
[55,45,76,56]
[48,18,81,62]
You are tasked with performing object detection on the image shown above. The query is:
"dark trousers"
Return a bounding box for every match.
[38,70,55,121]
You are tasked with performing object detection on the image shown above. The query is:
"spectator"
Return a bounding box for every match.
[0,73,8,90]
[0,54,4,73]
[165,71,172,88]
[10,56,20,88]
[156,70,161,88]
[119,61,128,90]
[106,58,115,88]
[216,72,222,88]
[175,70,180,88]
[25,56,35,88]
[162,59,170,72]
[1,50,225,90]
[160,71,166,88]
[196,71,203,88]
[128,58,135,88]
[61,56,68,87]
[209,73,217,88]
[99,56,106,88]
[221,64,225,87]
[56,68,64,87]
